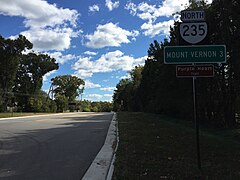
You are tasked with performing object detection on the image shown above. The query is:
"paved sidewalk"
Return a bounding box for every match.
[82,112,118,180]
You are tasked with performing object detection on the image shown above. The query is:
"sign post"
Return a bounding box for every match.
[192,73,201,170]
[163,10,227,170]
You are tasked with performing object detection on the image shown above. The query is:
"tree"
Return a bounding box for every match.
[0,35,32,111]
[212,0,240,127]
[91,101,101,112]
[55,95,68,112]
[100,101,113,112]
[14,53,59,111]
[192,0,240,127]
[51,75,85,102]
[112,0,240,128]
[113,66,143,112]
[78,100,91,112]
[138,37,192,117]
[76,100,112,112]
[113,78,131,111]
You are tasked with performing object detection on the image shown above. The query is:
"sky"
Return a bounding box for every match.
[0,0,212,102]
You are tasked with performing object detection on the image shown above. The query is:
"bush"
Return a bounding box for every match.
[83,107,91,112]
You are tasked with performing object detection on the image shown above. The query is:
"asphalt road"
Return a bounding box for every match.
[0,112,113,180]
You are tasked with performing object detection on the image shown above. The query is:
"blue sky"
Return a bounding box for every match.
[0,0,211,102]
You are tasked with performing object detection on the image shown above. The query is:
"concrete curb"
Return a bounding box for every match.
[82,112,118,180]
[106,113,119,180]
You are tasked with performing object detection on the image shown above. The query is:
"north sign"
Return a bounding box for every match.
[180,22,208,44]
[181,10,205,22]
[164,45,226,64]
[176,65,214,77]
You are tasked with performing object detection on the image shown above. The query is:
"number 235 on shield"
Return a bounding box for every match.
[180,22,208,45]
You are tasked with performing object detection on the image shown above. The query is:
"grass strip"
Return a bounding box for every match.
[0,112,47,118]
[113,112,240,179]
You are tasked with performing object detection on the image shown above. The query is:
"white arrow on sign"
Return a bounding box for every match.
[180,22,208,44]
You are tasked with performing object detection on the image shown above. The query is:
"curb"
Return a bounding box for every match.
[82,112,118,180]
[106,113,119,180]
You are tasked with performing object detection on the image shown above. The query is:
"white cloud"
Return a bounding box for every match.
[0,0,78,28]
[43,70,57,82]
[89,4,100,12]
[85,93,113,101]
[84,51,98,56]
[84,80,101,89]
[141,20,174,37]
[21,28,75,51]
[125,0,190,37]
[100,87,115,92]
[126,1,188,22]
[84,22,139,48]
[195,0,213,3]
[125,0,212,38]
[72,50,147,78]
[87,94,103,100]
[137,2,157,21]
[48,51,77,64]
[75,69,94,79]
[105,0,120,11]
[104,94,112,97]
[206,0,213,3]
[120,74,131,79]
[125,2,137,15]
[0,0,80,51]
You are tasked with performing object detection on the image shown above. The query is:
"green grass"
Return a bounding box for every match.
[0,112,47,118]
[113,112,240,179]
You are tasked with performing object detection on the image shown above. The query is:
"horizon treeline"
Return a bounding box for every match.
[0,35,112,113]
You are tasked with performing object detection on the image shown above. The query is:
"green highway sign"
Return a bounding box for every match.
[164,45,226,64]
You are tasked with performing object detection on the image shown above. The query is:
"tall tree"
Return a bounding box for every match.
[14,53,59,111]
[51,75,85,102]
[113,78,131,111]
[113,66,143,112]
[195,0,240,127]
[0,35,32,111]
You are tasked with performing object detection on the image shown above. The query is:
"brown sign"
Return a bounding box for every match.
[176,65,214,77]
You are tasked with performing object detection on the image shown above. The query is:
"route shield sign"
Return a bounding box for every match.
[180,22,208,44]
[164,45,226,64]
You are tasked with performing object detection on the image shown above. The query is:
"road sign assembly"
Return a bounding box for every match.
[164,9,227,170]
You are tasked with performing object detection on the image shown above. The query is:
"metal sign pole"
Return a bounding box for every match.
[192,74,201,170]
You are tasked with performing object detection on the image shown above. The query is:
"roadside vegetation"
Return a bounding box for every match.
[113,112,240,179]
[0,35,112,114]
[0,35,59,112]
[0,100,112,118]
[0,112,48,118]
[113,0,240,179]
[113,0,240,128]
